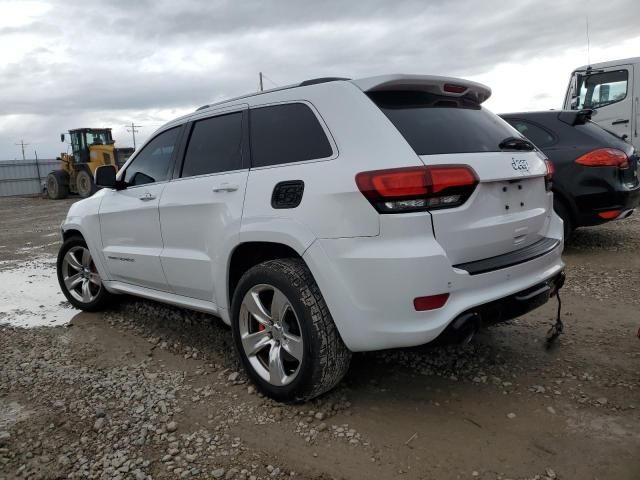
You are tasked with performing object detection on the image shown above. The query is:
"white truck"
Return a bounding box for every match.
[564,56,640,150]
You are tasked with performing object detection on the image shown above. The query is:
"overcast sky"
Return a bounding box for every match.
[0,0,639,160]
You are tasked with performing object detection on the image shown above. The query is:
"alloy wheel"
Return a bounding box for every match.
[61,246,102,304]
[239,284,304,386]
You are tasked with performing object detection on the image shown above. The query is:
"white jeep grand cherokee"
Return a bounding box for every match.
[57,75,565,401]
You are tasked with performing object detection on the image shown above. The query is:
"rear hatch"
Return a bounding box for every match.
[366,84,552,265]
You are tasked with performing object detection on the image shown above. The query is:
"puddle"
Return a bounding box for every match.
[0,259,77,327]
[15,242,58,253]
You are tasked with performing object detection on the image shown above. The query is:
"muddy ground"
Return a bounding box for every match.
[0,195,639,480]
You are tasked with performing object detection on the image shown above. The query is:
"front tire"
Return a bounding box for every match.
[76,169,97,198]
[231,258,351,402]
[57,236,111,311]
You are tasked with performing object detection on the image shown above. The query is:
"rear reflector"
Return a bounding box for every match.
[443,84,468,94]
[414,293,450,311]
[355,165,478,213]
[575,148,629,168]
[597,209,622,220]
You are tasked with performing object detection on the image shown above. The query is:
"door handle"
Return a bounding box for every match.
[212,183,239,192]
[612,119,630,125]
[138,192,156,201]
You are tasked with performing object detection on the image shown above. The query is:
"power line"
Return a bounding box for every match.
[126,122,142,149]
[259,72,264,92]
[15,139,29,161]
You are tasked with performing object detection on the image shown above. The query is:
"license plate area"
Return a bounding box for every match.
[496,179,531,213]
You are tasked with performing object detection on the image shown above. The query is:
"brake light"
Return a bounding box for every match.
[414,293,450,311]
[356,165,478,213]
[575,148,629,168]
[544,159,554,192]
[443,84,468,94]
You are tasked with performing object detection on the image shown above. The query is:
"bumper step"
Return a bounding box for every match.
[453,237,561,275]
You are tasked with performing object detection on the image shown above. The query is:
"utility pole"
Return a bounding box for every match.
[126,122,142,150]
[259,72,264,92]
[15,140,29,161]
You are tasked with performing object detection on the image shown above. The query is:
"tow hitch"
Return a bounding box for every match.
[545,271,566,346]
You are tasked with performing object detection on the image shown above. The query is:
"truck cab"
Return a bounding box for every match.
[563,57,639,150]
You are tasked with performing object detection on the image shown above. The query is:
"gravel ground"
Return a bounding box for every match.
[0,196,639,480]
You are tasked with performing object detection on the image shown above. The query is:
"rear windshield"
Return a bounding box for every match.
[368,91,517,155]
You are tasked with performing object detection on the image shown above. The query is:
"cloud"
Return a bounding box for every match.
[0,0,639,158]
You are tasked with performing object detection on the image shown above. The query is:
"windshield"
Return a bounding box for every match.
[573,69,628,110]
[86,130,112,145]
[368,90,520,155]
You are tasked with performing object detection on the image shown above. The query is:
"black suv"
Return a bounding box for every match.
[501,110,640,238]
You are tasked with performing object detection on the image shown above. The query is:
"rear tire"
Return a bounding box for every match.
[57,236,111,311]
[554,198,573,242]
[76,169,97,198]
[46,170,69,200]
[231,258,351,402]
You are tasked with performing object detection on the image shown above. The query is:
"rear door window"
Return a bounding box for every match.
[123,127,180,186]
[181,112,244,177]
[505,119,555,147]
[249,103,333,167]
[368,91,518,155]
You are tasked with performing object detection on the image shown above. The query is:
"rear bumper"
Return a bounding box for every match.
[572,176,640,227]
[303,211,565,352]
[437,270,565,343]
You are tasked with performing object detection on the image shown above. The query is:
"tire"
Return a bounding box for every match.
[76,169,97,198]
[46,170,69,200]
[553,198,573,242]
[57,236,112,311]
[231,258,351,402]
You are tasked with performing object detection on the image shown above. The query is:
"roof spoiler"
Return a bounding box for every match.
[557,109,593,126]
[351,74,492,104]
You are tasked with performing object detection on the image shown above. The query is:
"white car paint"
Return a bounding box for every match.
[61,74,564,351]
[564,57,639,150]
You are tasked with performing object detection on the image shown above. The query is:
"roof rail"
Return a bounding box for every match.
[299,77,350,87]
[193,76,350,113]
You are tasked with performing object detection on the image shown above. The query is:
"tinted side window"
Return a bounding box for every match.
[369,91,517,155]
[250,103,332,167]
[124,127,180,186]
[506,119,555,147]
[182,112,244,177]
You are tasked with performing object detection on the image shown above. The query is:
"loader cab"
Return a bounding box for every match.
[63,128,114,163]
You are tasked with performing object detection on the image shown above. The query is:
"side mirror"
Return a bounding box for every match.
[95,165,117,189]
[60,133,65,142]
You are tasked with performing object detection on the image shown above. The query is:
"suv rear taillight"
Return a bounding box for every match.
[355,165,478,213]
[544,159,554,192]
[575,148,629,169]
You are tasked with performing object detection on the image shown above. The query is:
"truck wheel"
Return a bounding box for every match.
[46,170,69,200]
[231,258,351,402]
[57,236,111,311]
[76,169,97,198]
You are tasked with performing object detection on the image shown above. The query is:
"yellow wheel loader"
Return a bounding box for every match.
[46,128,134,199]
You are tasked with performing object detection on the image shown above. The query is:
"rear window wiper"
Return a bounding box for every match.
[499,136,535,151]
